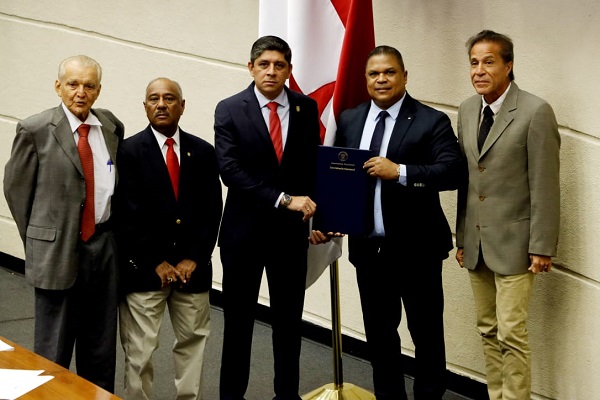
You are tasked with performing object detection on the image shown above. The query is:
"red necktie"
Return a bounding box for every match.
[165,138,179,199]
[266,102,283,163]
[77,124,95,242]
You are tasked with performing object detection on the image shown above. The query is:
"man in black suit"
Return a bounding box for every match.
[116,77,222,400]
[334,46,465,400]
[214,36,320,400]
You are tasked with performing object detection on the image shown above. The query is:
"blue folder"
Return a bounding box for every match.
[313,145,374,236]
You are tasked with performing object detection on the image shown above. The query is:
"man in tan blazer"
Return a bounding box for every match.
[3,55,123,392]
[455,30,560,400]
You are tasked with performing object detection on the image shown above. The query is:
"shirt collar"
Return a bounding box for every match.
[151,125,181,146]
[481,82,511,115]
[368,92,406,122]
[254,85,289,109]
[62,103,102,133]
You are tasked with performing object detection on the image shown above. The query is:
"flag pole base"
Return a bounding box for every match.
[302,382,375,400]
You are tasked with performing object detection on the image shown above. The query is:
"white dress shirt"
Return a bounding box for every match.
[359,94,406,237]
[63,103,114,225]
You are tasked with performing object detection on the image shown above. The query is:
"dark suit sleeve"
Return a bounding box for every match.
[214,99,281,206]
[179,141,222,265]
[404,111,466,192]
[113,138,164,289]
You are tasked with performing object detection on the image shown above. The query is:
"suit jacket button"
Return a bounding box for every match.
[476,224,480,230]
[479,195,486,201]
[176,219,181,224]
[478,165,485,172]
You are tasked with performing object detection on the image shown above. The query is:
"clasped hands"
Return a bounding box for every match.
[156,259,197,288]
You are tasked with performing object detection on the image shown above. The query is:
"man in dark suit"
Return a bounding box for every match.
[334,45,465,400]
[455,30,560,400]
[3,55,123,391]
[116,77,222,400]
[214,35,320,400]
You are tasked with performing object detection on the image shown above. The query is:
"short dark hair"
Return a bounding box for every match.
[250,35,292,65]
[466,30,515,81]
[366,45,405,71]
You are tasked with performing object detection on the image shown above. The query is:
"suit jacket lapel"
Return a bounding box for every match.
[345,103,370,148]
[178,130,195,199]
[94,110,119,166]
[286,89,300,153]
[479,83,518,158]
[464,98,481,161]
[386,94,416,157]
[51,106,84,176]
[140,127,175,200]
[242,84,272,149]
[52,106,122,177]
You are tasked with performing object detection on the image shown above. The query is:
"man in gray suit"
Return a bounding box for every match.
[455,30,560,400]
[4,55,124,392]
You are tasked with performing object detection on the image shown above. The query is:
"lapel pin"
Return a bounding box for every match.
[296,106,300,112]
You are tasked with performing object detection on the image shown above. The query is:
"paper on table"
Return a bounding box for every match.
[0,369,54,400]
[0,341,13,352]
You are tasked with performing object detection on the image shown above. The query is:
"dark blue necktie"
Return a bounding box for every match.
[365,110,389,236]
[369,110,389,155]
[478,106,494,152]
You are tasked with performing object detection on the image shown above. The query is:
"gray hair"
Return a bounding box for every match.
[58,55,102,82]
[145,77,184,100]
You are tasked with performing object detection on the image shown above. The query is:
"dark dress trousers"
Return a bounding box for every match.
[214,83,320,400]
[335,94,465,400]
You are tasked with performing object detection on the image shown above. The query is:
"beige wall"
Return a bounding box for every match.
[1,1,598,398]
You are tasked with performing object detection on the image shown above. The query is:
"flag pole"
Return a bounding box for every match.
[301,259,375,399]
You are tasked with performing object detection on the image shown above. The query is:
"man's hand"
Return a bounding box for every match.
[528,254,552,274]
[286,196,317,222]
[456,248,465,268]
[175,259,197,284]
[155,261,183,288]
[364,157,399,180]
[308,230,344,245]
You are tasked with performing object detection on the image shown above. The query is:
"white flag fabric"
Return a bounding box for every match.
[259,0,375,287]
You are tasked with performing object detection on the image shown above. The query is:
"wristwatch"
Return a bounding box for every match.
[281,193,292,208]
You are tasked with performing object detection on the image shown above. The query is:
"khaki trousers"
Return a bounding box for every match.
[469,263,534,400]
[119,288,210,400]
